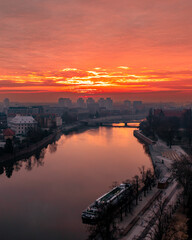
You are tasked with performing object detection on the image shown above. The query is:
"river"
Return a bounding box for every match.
[0,126,152,240]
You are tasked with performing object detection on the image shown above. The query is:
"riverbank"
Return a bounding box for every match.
[134,130,155,145]
[0,122,88,164]
[0,132,58,163]
[119,134,186,239]
[62,122,85,133]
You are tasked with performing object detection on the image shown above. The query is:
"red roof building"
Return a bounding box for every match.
[3,128,15,140]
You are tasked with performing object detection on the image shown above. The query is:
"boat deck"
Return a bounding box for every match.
[97,187,123,203]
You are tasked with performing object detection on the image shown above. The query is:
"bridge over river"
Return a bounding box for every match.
[80,114,146,127]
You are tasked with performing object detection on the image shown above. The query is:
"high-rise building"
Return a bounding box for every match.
[86,98,95,105]
[133,101,142,108]
[3,98,10,109]
[77,98,85,108]
[98,98,105,107]
[124,100,131,108]
[86,98,100,114]
[58,98,65,106]
[105,98,113,109]
[58,98,72,107]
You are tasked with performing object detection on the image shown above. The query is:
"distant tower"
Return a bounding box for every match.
[58,98,64,107]
[3,98,10,114]
[3,98,10,108]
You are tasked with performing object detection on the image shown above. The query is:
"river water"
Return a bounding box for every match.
[0,126,152,240]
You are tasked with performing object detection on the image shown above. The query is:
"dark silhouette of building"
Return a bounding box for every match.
[77,98,85,108]
[0,112,7,130]
[58,98,72,107]
[133,101,142,108]
[124,100,131,108]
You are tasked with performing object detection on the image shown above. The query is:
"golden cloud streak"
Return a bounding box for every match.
[61,68,78,71]
[117,66,130,70]
[0,67,185,94]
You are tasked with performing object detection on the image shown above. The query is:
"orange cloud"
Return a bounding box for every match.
[0,0,192,102]
[0,67,191,101]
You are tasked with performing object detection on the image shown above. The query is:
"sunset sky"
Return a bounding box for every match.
[0,0,192,102]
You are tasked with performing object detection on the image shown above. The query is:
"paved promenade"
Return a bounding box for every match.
[118,138,186,240]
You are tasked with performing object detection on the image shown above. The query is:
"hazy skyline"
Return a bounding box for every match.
[0,0,192,102]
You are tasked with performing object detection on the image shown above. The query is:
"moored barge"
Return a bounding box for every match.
[82,183,131,224]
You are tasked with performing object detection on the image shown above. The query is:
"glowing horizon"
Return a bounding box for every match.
[0,0,192,102]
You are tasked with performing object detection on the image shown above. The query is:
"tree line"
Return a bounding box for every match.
[140,109,192,149]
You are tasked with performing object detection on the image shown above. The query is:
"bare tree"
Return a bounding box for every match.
[132,175,140,205]
[139,166,155,197]
[171,155,192,208]
[142,197,187,240]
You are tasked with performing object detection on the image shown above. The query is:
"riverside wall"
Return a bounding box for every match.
[133,130,158,174]
[133,130,155,145]
[0,132,57,163]
[0,123,85,164]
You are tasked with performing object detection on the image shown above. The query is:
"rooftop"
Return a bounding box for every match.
[3,128,15,136]
[9,115,37,124]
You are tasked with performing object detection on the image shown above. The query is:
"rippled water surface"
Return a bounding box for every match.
[0,127,152,240]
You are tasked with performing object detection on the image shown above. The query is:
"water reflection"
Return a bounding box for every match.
[112,122,140,127]
[0,127,152,240]
[0,143,52,178]
[136,138,151,157]
[49,142,58,154]
[0,128,97,179]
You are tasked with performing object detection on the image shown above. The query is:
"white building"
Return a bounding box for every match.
[8,115,37,135]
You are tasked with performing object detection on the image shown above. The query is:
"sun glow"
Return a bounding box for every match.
[0,67,190,99]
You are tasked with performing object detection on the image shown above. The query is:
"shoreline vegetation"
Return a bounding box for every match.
[0,123,90,179]
[0,123,85,164]
[0,132,57,163]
